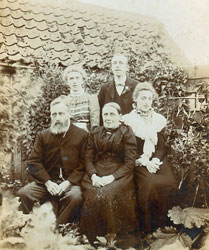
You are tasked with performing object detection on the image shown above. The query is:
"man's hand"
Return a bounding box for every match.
[45,180,60,196]
[58,180,71,196]
[91,174,104,187]
[101,175,115,186]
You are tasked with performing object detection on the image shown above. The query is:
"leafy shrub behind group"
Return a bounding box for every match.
[1,42,208,208]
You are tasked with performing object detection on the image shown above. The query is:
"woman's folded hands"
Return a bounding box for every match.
[91,174,115,187]
[135,157,162,174]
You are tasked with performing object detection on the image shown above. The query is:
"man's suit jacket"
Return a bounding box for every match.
[98,76,139,122]
[27,124,88,185]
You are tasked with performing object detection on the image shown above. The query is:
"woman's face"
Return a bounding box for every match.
[136,90,153,112]
[102,106,121,129]
[66,71,84,93]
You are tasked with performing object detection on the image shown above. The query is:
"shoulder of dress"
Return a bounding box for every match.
[91,126,103,135]
[119,123,131,135]
[56,94,68,100]
[153,112,167,130]
[121,110,136,125]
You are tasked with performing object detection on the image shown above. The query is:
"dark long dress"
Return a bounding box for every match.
[135,132,178,233]
[80,124,138,243]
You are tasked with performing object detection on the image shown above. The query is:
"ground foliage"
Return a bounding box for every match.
[0,44,208,216]
[1,193,209,250]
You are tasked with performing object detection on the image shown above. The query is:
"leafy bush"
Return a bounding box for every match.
[1,42,208,208]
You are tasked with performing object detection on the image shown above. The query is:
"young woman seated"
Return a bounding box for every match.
[123,82,178,233]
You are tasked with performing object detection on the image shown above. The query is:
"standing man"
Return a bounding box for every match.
[98,53,139,123]
[17,99,88,226]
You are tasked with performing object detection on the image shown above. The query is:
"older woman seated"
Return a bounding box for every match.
[80,102,138,245]
[123,82,178,233]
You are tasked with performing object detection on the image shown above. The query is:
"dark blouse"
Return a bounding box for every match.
[85,124,137,180]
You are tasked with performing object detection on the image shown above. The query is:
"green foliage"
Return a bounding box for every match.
[1,39,208,209]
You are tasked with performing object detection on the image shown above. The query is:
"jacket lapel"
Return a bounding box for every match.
[106,79,115,100]
[60,123,74,146]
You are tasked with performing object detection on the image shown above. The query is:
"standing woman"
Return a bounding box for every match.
[80,102,138,245]
[58,65,100,131]
[123,82,178,233]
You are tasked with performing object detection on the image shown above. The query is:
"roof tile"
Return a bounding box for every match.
[0,0,9,9]
[4,33,17,45]
[8,0,17,3]
[60,32,73,43]
[85,20,95,30]
[58,23,70,33]
[0,7,11,17]
[8,53,23,61]
[76,18,86,28]
[25,19,37,29]
[36,21,48,31]
[19,11,34,22]
[0,43,7,54]
[16,27,30,38]
[66,42,78,53]
[20,46,34,57]
[48,22,58,32]
[10,9,23,19]
[53,41,67,52]
[0,52,7,60]
[39,29,51,40]
[44,13,56,24]
[1,15,13,26]
[0,0,187,68]
[55,15,66,25]
[7,44,19,55]
[33,12,46,22]
[12,17,25,28]
[26,36,42,49]
[0,25,15,36]
[57,51,71,61]
[18,2,31,12]
[0,33,4,42]
[71,51,81,62]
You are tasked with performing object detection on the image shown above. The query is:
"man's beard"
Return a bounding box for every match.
[50,120,70,135]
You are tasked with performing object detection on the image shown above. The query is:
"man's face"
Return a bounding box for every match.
[50,103,70,134]
[111,55,128,77]
[66,71,84,92]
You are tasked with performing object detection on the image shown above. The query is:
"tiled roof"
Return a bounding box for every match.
[0,0,190,68]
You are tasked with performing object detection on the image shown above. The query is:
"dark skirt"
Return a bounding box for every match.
[135,157,178,233]
[80,161,138,243]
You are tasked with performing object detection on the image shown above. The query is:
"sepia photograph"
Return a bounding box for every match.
[0,0,209,249]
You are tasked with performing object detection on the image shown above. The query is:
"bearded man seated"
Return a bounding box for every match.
[17,98,88,226]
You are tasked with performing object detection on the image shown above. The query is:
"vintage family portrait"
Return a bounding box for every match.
[0,0,208,249]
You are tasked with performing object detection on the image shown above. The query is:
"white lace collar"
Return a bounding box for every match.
[122,109,167,158]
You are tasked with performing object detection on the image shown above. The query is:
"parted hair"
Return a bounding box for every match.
[132,81,158,101]
[103,102,122,114]
[62,65,87,83]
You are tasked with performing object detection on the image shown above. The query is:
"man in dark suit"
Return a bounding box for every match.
[98,53,139,124]
[17,99,88,226]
